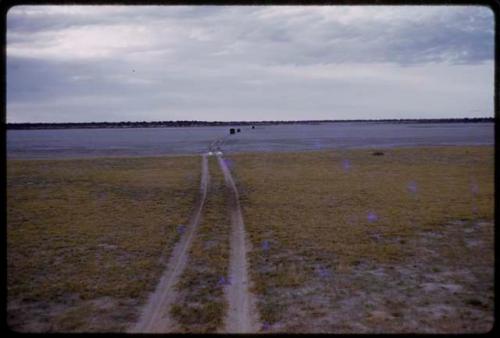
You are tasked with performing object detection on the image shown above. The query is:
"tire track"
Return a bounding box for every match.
[129,154,209,333]
[208,136,228,153]
[217,154,260,333]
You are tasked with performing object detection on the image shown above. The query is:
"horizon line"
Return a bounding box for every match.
[6,117,495,125]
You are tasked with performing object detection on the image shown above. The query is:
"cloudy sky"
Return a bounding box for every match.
[6,5,494,123]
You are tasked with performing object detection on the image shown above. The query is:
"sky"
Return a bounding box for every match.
[6,5,495,123]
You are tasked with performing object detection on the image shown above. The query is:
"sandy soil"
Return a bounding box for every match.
[208,137,228,152]
[128,154,209,333]
[217,154,260,333]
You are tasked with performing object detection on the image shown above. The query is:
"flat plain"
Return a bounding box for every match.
[229,146,494,333]
[7,156,200,332]
[7,145,494,333]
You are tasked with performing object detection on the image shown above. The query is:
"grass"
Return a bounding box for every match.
[170,156,231,333]
[7,146,494,333]
[7,156,201,332]
[229,146,494,333]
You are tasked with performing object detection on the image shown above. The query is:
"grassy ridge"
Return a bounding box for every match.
[230,146,494,332]
[7,156,200,332]
[171,156,231,332]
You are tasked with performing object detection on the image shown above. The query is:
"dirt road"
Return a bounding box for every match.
[208,136,228,153]
[217,154,260,333]
[128,154,209,333]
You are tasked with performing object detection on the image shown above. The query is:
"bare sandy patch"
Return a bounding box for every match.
[217,154,260,333]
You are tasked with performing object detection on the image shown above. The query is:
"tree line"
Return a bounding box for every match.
[6,117,494,130]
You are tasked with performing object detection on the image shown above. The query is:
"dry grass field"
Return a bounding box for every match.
[229,146,494,333]
[170,156,231,332]
[7,146,494,333]
[7,156,200,332]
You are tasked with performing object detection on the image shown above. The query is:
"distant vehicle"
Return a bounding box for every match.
[230,128,235,134]
[237,128,241,132]
[216,151,223,155]
[252,126,255,129]
[208,151,213,156]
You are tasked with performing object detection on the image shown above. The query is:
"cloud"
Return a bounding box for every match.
[6,5,495,122]
[8,5,493,65]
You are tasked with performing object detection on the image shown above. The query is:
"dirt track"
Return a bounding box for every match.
[208,136,227,152]
[129,141,260,333]
[217,154,260,333]
[128,154,209,333]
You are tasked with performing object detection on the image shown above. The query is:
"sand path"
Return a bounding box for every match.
[208,136,228,152]
[128,154,209,333]
[217,153,260,333]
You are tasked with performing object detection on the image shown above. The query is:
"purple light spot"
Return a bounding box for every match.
[262,322,271,331]
[342,159,351,172]
[177,225,186,234]
[367,212,378,223]
[316,265,331,278]
[224,158,234,169]
[407,181,417,194]
[217,276,231,286]
[262,240,270,251]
